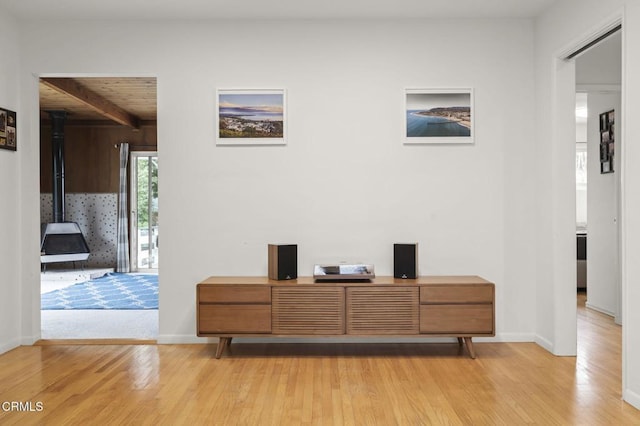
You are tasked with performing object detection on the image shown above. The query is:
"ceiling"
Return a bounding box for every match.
[5,0,559,20]
[39,77,157,127]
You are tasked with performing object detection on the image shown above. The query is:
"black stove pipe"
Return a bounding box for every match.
[49,111,67,223]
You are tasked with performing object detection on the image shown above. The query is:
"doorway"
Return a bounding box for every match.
[130,152,159,272]
[565,21,624,400]
[38,76,158,340]
[574,30,622,323]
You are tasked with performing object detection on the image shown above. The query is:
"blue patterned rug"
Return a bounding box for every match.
[41,273,158,310]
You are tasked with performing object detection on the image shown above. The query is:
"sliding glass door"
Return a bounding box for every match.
[130,152,158,271]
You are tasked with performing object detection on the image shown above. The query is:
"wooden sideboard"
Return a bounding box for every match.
[197,276,495,359]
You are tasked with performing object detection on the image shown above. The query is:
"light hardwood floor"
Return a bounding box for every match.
[0,292,638,425]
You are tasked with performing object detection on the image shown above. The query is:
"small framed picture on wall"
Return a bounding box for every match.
[599,109,614,174]
[404,88,474,144]
[216,89,286,146]
[0,107,17,152]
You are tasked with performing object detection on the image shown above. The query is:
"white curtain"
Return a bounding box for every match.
[116,142,130,272]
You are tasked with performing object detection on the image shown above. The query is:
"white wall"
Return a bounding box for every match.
[576,32,622,86]
[18,19,537,344]
[0,7,22,354]
[585,92,620,317]
[535,0,640,409]
[6,0,639,411]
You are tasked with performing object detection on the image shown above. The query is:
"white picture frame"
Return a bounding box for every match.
[404,88,474,144]
[216,89,286,146]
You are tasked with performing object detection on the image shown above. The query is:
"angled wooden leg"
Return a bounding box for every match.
[463,337,476,359]
[457,338,464,346]
[215,337,231,359]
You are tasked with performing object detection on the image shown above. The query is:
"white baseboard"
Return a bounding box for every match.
[157,335,216,344]
[585,302,615,318]
[535,334,554,353]
[22,335,39,345]
[623,388,640,410]
[0,338,21,355]
[491,332,536,342]
[533,334,578,356]
[157,332,535,345]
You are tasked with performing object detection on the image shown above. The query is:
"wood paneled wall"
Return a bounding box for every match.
[40,123,157,193]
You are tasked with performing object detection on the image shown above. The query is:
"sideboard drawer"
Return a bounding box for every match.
[199,305,271,333]
[198,285,271,304]
[420,305,493,334]
[420,285,493,304]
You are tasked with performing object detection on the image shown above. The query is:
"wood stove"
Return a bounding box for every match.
[40,111,90,266]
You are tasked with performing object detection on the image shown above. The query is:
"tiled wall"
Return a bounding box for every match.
[41,194,118,268]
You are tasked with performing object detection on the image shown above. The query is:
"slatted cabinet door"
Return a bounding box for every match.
[346,287,419,334]
[272,287,345,334]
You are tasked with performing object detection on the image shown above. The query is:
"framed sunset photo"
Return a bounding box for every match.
[404,88,473,144]
[216,89,286,146]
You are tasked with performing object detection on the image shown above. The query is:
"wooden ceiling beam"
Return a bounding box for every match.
[40,77,141,129]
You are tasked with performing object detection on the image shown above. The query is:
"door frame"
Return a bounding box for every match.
[553,12,627,398]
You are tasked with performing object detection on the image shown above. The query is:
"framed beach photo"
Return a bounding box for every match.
[216,89,286,146]
[404,88,473,144]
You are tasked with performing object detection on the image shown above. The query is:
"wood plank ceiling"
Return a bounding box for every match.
[39,77,157,128]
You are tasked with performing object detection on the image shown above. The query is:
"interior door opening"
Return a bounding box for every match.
[570,21,622,397]
[574,29,622,322]
[38,76,158,340]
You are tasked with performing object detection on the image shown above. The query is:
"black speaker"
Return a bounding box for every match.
[394,243,418,279]
[268,244,297,280]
